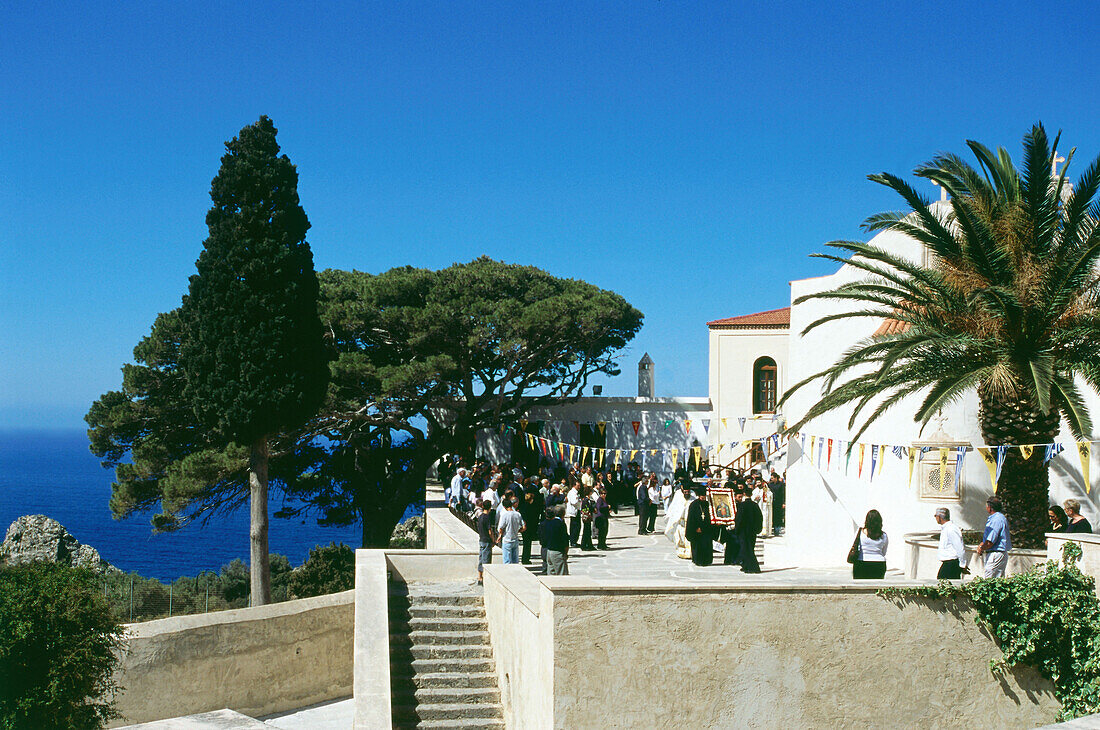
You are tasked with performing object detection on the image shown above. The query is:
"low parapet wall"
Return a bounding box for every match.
[904,532,1046,579]
[109,590,354,727]
[1047,533,1100,596]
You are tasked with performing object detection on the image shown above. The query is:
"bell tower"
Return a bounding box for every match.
[638,353,654,399]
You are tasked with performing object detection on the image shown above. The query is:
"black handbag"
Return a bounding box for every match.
[847,528,863,564]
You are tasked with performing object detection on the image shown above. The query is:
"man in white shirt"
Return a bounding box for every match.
[495,497,525,564]
[565,482,581,547]
[646,478,661,532]
[581,466,595,489]
[934,507,967,580]
[446,468,467,508]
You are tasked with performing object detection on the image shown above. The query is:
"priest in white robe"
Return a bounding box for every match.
[664,483,696,560]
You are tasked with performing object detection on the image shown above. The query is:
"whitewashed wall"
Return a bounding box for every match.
[784,218,1100,569]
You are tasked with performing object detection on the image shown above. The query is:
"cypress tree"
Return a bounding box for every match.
[179,116,329,605]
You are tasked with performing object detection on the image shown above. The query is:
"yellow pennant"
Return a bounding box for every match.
[684,420,692,434]
[857,443,865,476]
[1020,444,1034,461]
[629,449,638,462]
[907,449,917,487]
[581,446,589,464]
[715,443,724,460]
[1079,442,1092,494]
[742,439,755,449]
[938,448,949,491]
[614,449,621,465]
[569,445,577,462]
[597,422,606,435]
[721,418,728,431]
[976,448,998,491]
[879,445,887,471]
[692,446,701,469]
[670,448,679,467]
[519,418,528,431]
[650,449,658,456]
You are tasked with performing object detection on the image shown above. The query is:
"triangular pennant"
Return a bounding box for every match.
[954,447,966,491]
[581,446,589,464]
[1078,441,1092,494]
[572,421,580,432]
[692,446,701,470]
[715,443,723,460]
[977,448,998,491]
[907,449,917,487]
[721,418,728,432]
[597,422,606,436]
[684,420,692,435]
[519,419,528,431]
[738,417,746,432]
[629,450,638,462]
[994,445,1009,483]
[1045,443,1065,463]
[614,449,621,466]
[845,442,853,474]
[827,438,833,469]
[817,437,825,467]
[858,443,865,478]
[938,448,949,491]
[870,445,880,481]
[701,419,710,435]
[631,421,640,436]
[1019,444,1034,461]
[670,448,679,468]
[664,420,673,429]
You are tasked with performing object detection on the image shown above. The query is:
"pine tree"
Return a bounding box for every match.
[179,116,329,604]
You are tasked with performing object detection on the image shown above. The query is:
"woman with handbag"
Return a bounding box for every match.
[849,509,888,579]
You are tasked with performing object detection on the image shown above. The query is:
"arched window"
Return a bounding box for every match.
[753,357,778,414]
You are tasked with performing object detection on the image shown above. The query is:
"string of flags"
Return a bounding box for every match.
[795,433,1095,494]
[514,414,781,441]
[500,420,788,472]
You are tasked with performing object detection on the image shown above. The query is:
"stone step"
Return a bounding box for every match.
[390,644,492,660]
[391,605,485,620]
[392,702,504,722]
[399,657,496,675]
[390,671,498,690]
[389,593,483,607]
[392,718,505,730]
[390,616,487,632]
[390,686,501,705]
[390,630,491,646]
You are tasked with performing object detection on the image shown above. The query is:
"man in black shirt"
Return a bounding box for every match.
[476,500,496,585]
[539,505,570,575]
[518,489,545,565]
[734,489,763,573]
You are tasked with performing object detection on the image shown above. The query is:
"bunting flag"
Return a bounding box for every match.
[581,446,589,464]
[738,417,747,432]
[845,442,853,474]
[630,449,638,463]
[519,419,528,431]
[954,447,966,491]
[817,437,825,466]
[499,424,506,434]
[692,447,701,470]
[827,438,833,469]
[598,449,605,468]
[715,443,723,460]
[684,420,692,435]
[800,433,806,452]
[701,419,711,435]
[572,421,580,432]
[631,421,641,436]
[892,445,905,459]
[858,443,865,477]
[907,448,917,486]
[879,445,887,473]
[870,444,880,481]
[977,448,998,490]
[1020,444,1034,461]
[994,445,1009,483]
[1079,441,1092,494]
[670,448,679,468]
[664,420,673,429]
[569,445,577,462]
[650,449,658,456]
[721,418,728,432]
[597,422,606,436]
[614,449,621,466]
[938,448,949,491]
[1045,443,1065,463]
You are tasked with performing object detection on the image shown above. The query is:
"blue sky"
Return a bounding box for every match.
[3,2,1100,429]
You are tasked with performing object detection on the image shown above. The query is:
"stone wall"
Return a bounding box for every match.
[550,585,1059,729]
[904,532,1047,579]
[109,590,353,727]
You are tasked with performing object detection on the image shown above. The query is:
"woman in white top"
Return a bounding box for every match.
[852,509,888,579]
[660,478,674,511]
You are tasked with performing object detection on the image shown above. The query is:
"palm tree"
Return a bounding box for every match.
[781,124,1100,547]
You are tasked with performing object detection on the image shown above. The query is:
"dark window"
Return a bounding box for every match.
[753,357,778,414]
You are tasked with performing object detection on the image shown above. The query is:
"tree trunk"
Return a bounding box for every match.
[249,435,271,606]
[978,391,1060,549]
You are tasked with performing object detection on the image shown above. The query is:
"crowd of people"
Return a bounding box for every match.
[439,456,787,583]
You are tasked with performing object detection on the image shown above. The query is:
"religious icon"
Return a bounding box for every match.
[708,487,735,525]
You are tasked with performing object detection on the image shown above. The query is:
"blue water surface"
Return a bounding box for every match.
[0,430,423,581]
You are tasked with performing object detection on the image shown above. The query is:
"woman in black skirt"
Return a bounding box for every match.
[852,509,888,579]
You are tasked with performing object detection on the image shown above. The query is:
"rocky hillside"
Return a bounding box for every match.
[0,514,116,573]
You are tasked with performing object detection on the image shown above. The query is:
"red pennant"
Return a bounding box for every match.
[632,421,641,436]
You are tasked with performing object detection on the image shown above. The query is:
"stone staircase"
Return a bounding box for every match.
[388,584,504,729]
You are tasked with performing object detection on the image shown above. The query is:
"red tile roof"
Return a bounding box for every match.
[707,307,791,329]
[873,317,912,337]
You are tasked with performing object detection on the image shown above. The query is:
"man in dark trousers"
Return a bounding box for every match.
[734,488,763,573]
[685,488,714,566]
[636,477,652,534]
[518,489,545,565]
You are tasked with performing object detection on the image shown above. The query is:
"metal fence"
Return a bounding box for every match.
[102,571,292,623]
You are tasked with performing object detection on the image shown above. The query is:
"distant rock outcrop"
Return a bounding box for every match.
[0,515,116,573]
[390,514,425,547]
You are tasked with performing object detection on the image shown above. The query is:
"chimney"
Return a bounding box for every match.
[638,353,654,398]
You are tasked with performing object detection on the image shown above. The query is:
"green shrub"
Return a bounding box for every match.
[288,543,354,598]
[0,563,124,730]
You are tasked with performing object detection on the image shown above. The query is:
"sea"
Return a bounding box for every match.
[0,429,423,582]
